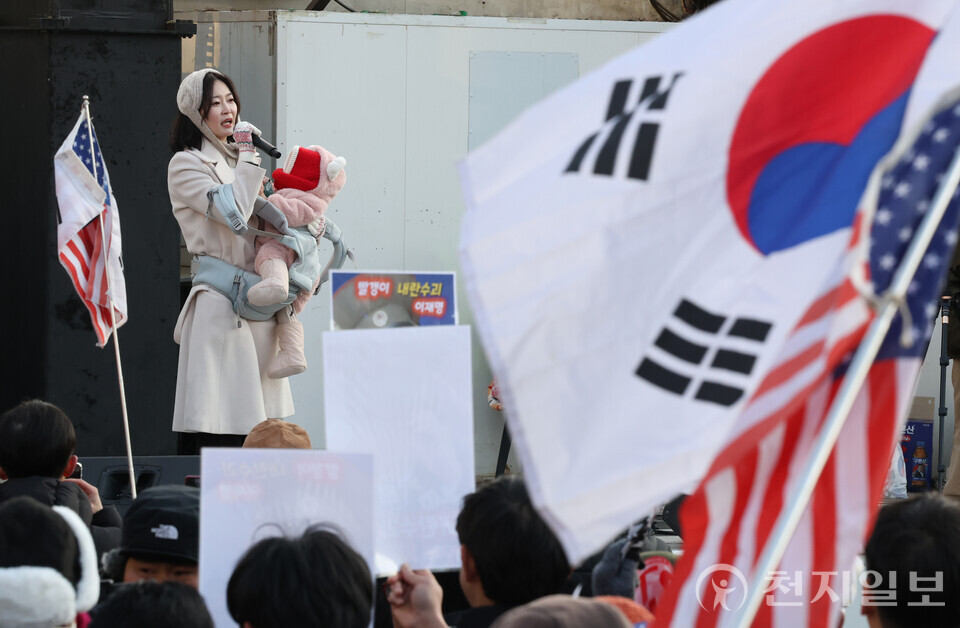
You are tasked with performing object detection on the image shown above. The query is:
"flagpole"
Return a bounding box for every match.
[82,96,138,500]
[733,128,960,628]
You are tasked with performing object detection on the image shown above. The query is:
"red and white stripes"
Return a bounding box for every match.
[58,213,117,346]
[655,237,915,626]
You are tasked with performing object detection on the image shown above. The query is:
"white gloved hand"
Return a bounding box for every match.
[306,216,326,239]
[232,121,262,163]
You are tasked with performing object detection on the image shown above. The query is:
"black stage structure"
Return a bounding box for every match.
[0,0,194,456]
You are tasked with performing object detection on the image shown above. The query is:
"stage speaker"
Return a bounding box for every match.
[0,1,193,457]
[80,455,200,516]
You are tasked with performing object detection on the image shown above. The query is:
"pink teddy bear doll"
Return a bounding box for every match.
[247,145,346,379]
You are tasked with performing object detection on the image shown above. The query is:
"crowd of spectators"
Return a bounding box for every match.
[1,398,958,627]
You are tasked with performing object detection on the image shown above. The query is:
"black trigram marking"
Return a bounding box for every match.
[566,73,682,181]
[728,318,773,342]
[636,298,773,407]
[675,298,724,333]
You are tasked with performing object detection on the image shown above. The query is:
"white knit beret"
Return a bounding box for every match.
[176,68,220,128]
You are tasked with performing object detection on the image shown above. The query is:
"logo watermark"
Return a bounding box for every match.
[694,565,945,612]
[695,564,749,612]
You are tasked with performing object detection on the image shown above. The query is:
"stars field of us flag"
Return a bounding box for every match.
[55,110,127,347]
[458,0,960,620]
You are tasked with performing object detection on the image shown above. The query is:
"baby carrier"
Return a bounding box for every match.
[193,184,349,321]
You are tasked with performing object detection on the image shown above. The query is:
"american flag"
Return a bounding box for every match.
[54,111,127,347]
[655,100,960,626]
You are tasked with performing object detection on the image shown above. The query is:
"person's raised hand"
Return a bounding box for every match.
[386,563,446,628]
[63,477,103,514]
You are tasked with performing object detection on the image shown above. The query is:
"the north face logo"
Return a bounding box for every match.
[151,524,179,540]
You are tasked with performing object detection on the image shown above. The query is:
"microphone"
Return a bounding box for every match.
[252,135,282,159]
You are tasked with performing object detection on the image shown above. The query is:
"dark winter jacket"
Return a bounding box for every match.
[0,476,122,559]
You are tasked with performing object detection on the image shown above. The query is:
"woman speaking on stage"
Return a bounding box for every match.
[167,68,294,451]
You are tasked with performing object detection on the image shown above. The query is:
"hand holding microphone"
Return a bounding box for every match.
[233,121,259,163]
[232,121,282,161]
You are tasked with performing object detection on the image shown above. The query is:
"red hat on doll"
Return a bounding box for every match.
[272,146,321,191]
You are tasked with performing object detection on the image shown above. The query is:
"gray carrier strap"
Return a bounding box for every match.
[208,187,318,293]
[207,184,248,234]
[207,185,296,244]
[192,255,295,322]
[317,217,350,291]
[208,185,294,245]
[204,185,351,306]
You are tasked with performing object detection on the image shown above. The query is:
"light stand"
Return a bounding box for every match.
[938,295,952,492]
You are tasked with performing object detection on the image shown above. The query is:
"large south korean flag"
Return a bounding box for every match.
[459,0,960,563]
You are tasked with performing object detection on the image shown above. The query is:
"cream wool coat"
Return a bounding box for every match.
[169,139,294,434]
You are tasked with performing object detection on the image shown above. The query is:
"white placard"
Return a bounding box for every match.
[323,325,475,573]
[199,449,374,628]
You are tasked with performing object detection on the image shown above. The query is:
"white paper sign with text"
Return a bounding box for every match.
[199,448,374,627]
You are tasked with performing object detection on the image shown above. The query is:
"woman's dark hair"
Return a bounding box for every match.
[169,71,241,153]
[0,399,76,479]
[226,525,372,628]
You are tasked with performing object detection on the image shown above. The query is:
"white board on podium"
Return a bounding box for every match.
[323,325,474,573]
